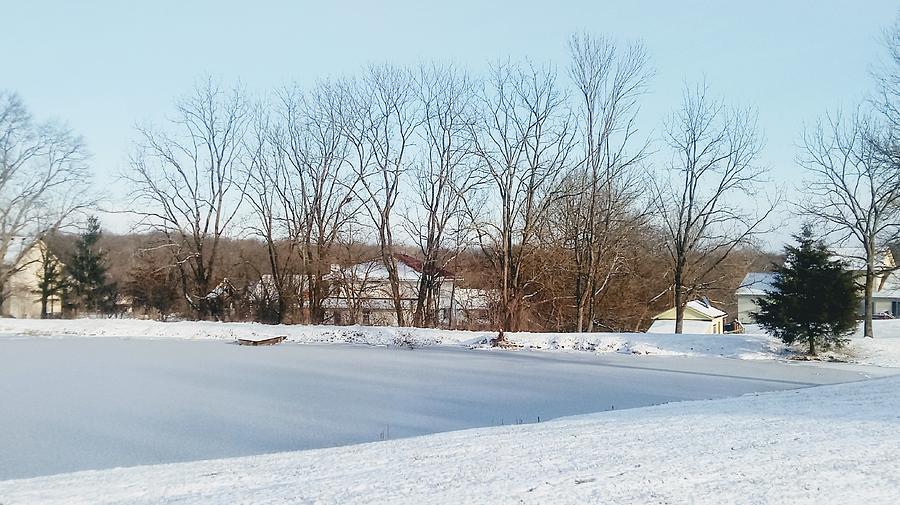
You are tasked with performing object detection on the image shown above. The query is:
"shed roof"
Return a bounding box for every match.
[653,299,726,321]
[685,300,727,318]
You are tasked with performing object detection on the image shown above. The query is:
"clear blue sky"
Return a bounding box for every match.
[2,0,898,246]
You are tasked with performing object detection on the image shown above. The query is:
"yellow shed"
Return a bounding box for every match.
[647,299,727,334]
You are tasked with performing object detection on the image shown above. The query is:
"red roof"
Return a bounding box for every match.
[394,253,455,278]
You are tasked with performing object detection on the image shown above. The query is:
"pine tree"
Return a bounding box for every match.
[68,216,117,314]
[34,246,68,319]
[753,225,860,355]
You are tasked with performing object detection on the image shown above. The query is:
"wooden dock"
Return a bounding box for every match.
[236,335,287,346]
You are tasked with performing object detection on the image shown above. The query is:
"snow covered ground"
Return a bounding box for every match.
[2,317,900,367]
[2,318,899,503]
[3,337,884,480]
[2,371,898,504]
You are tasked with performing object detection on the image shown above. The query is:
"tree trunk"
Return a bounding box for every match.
[673,262,685,334]
[586,291,596,333]
[308,272,326,325]
[413,274,428,327]
[864,263,875,338]
[575,273,585,333]
[386,259,405,327]
[275,294,286,325]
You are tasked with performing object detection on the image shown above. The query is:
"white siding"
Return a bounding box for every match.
[1,243,62,319]
[737,295,762,323]
[647,319,716,334]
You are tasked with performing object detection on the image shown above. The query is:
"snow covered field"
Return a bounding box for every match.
[2,317,900,366]
[2,336,885,481]
[1,320,899,503]
[3,371,899,504]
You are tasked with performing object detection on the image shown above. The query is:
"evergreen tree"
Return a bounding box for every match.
[753,225,860,355]
[33,246,68,319]
[68,216,117,314]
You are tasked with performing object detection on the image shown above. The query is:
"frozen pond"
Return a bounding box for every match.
[0,337,890,480]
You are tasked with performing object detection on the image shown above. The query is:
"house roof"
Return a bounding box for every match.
[736,272,777,296]
[394,254,455,278]
[362,259,422,282]
[739,268,900,300]
[331,254,455,282]
[684,300,727,318]
[653,299,726,321]
[2,237,34,265]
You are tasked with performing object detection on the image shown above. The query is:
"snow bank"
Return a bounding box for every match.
[3,373,898,504]
[0,318,462,346]
[743,320,900,369]
[844,320,900,368]
[0,317,779,356]
[3,317,900,367]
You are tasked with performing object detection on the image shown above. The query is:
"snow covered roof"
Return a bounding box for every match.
[653,299,726,321]
[685,300,726,318]
[350,259,422,282]
[736,272,776,296]
[331,254,455,282]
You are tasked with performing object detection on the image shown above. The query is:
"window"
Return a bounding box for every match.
[892,301,900,318]
[362,310,371,325]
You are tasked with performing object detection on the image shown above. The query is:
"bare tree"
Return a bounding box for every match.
[873,18,900,133]
[276,82,361,324]
[470,60,577,340]
[126,79,250,319]
[402,64,479,327]
[331,234,379,325]
[343,65,419,327]
[243,103,301,323]
[0,91,93,303]
[798,110,900,338]
[566,33,652,332]
[653,83,775,333]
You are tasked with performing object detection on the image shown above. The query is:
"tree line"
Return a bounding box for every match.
[115,32,775,334]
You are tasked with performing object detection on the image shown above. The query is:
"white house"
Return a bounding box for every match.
[736,272,777,323]
[444,287,494,328]
[1,237,64,319]
[647,299,727,334]
[737,247,900,323]
[325,254,452,326]
[324,254,492,328]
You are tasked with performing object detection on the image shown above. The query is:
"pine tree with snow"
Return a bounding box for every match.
[753,225,859,355]
[68,216,117,314]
